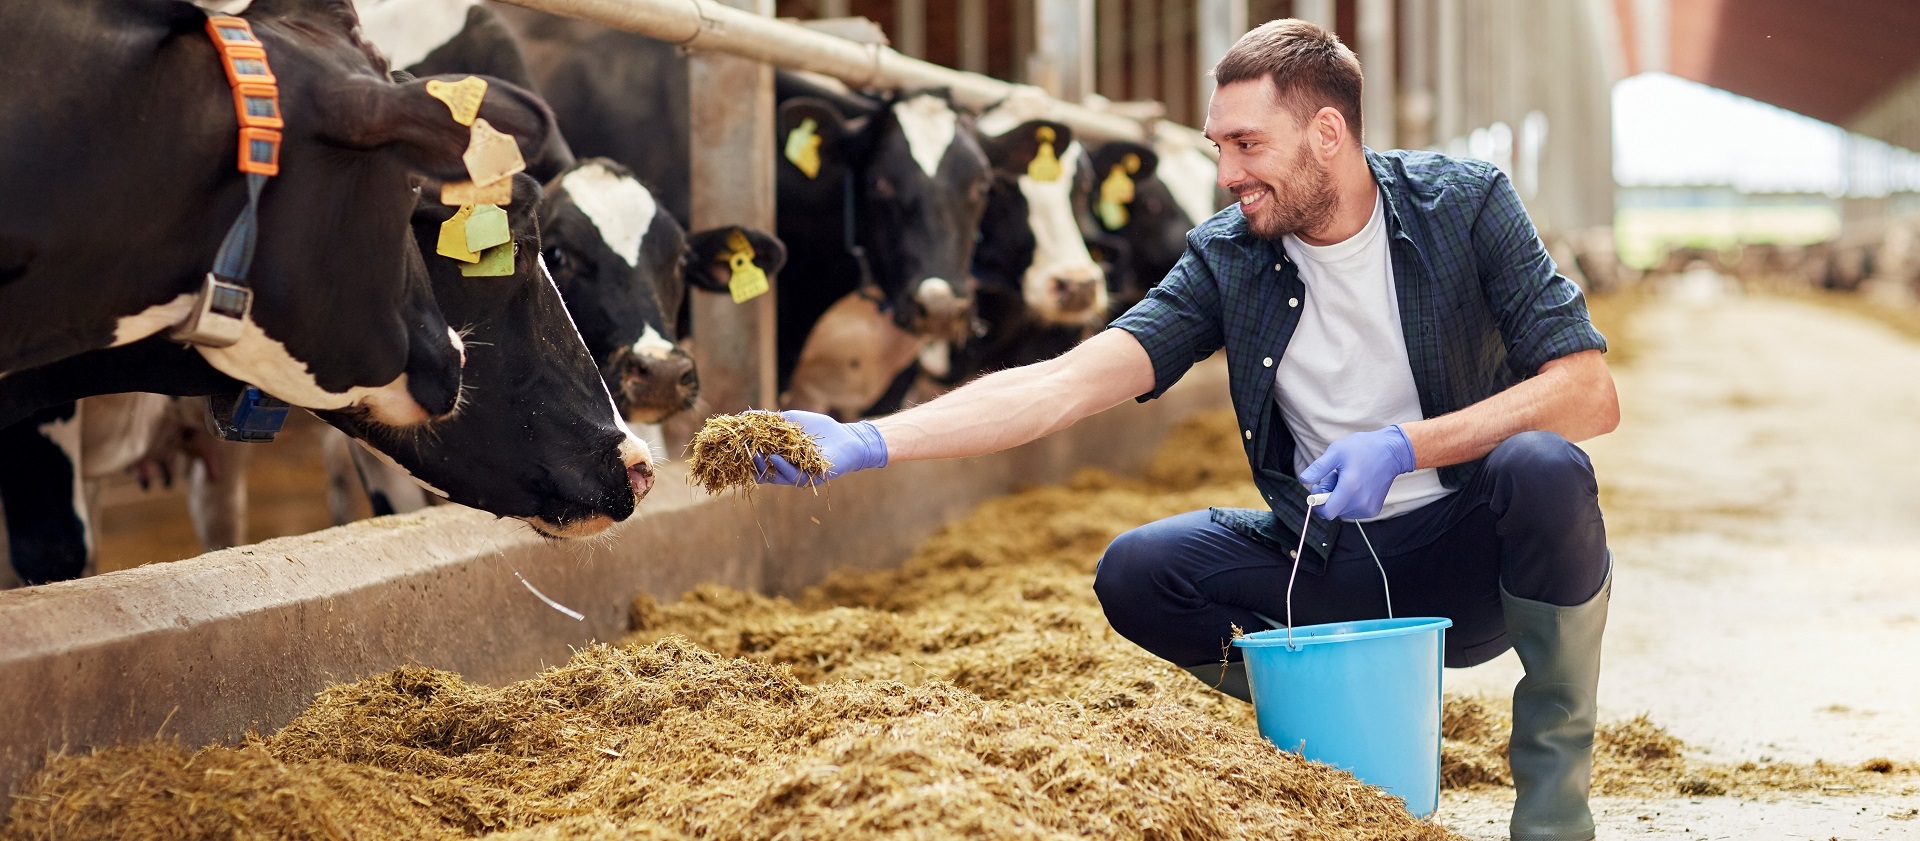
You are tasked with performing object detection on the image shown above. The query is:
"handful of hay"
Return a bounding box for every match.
[686,412,831,494]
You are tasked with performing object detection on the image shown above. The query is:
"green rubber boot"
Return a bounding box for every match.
[1503,570,1611,841]
[1182,661,1252,703]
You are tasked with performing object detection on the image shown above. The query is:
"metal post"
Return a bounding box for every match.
[1194,0,1247,115]
[1014,0,1034,83]
[819,0,850,18]
[958,0,987,72]
[1435,0,1462,149]
[1356,0,1395,148]
[1028,0,1092,101]
[1292,0,1334,30]
[1097,0,1125,99]
[1159,0,1190,125]
[685,0,778,420]
[1399,0,1434,149]
[1128,0,1158,101]
[894,0,926,57]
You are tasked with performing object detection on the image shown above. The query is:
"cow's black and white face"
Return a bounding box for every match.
[538,159,784,424]
[1078,141,1193,316]
[971,118,1108,327]
[539,159,697,424]
[0,0,556,434]
[323,175,653,539]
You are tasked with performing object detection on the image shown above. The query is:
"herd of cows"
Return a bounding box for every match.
[0,0,1225,587]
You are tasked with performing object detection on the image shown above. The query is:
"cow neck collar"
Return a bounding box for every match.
[179,12,291,442]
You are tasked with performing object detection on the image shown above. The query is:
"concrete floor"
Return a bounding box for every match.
[1437,274,1920,839]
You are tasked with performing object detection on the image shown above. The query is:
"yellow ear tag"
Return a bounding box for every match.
[465,203,511,252]
[441,178,513,206]
[784,118,823,179]
[436,205,480,262]
[425,76,488,127]
[460,242,516,277]
[1097,162,1136,231]
[725,229,769,303]
[463,118,526,187]
[1027,126,1062,182]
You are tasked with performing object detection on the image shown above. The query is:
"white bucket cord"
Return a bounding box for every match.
[1283,493,1393,650]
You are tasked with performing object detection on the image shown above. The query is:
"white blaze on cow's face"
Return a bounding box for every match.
[1154,134,1225,228]
[1019,142,1107,324]
[561,161,657,268]
[630,324,676,361]
[351,0,479,71]
[895,94,959,178]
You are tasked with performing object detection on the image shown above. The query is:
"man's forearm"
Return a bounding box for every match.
[1400,349,1618,469]
[872,328,1157,463]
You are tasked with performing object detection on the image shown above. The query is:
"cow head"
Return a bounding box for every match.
[178,4,555,430]
[322,174,653,538]
[538,159,783,424]
[1079,141,1193,316]
[972,119,1109,327]
[776,92,991,343]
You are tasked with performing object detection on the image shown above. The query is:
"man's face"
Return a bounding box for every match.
[1205,77,1337,241]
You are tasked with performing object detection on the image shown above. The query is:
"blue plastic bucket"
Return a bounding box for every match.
[1231,616,1452,817]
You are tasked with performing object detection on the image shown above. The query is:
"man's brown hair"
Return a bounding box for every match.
[1211,18,1364,141]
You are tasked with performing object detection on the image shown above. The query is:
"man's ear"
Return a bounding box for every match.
[1313,105,1346,156]
[312,74,554,182]
[686,226,788,292]
[778,98,852,181]
[979,119,1074,177]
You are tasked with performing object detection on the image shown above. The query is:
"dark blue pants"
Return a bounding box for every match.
[1093,431,1610,669]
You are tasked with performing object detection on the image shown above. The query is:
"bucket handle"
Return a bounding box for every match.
[1282,494,1394,650]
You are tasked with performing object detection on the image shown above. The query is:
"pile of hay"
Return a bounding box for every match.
[1,412,1450,840]
[686,412,830,494]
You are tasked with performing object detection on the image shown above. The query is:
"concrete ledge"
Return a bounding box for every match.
[0,359,1227,795]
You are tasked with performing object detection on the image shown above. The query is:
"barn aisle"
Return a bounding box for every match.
[1440,276,1920,838]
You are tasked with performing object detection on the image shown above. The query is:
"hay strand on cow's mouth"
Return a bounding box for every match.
[686,412,831,494]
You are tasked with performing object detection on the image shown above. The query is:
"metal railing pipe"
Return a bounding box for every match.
[496,0,1215,150]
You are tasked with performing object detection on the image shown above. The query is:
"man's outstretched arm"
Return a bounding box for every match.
[756,328,1158,485]
[875,327,1159,462]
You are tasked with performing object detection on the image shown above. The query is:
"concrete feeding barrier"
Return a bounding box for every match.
[0,360,1226,796]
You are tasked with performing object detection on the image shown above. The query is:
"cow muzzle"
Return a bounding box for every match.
[606,347,699,424]
[1026,263,1108,325]
[525,434,653,539]
[910,277,972,341]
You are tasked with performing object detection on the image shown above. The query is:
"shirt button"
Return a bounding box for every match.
[1288,297,1299,308]
[1262,356,1273,367]
[1244,429,1252,440]
[1273,262,1283,271]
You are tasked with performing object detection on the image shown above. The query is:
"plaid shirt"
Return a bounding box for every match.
[1110,148,1607,569]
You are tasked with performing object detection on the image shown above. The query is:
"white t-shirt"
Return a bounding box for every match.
[1276,189,1453,521]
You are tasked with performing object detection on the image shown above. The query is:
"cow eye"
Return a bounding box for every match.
[543,246,575,274]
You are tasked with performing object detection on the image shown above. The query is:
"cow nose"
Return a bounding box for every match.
[913,277,971,341]
[616,348,700,423]
[1053,273,1104,315]
[620,433,655,503]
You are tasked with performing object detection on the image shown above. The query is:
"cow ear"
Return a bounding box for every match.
[980,119,1075,177]
[311,74,555,182]
[1092,141,1159,182]
[686,226,788,292]
[778,98,851,180]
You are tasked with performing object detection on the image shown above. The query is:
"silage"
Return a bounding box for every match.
[687,412,831,495]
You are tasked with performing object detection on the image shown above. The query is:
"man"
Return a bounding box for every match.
[751,19,1616,841]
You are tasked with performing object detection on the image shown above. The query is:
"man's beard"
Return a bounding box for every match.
[1241,141,1337,241]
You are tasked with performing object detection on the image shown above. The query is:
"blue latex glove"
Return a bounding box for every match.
[754,410,889,486]
[1297,425,1417,521]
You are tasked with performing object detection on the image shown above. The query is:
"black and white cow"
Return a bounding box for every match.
[0,0,559,430]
